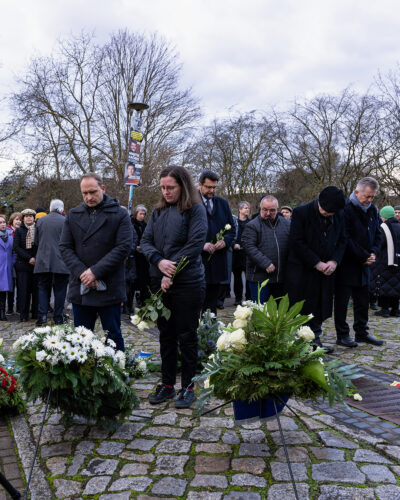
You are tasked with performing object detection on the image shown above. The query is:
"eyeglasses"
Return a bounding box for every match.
[261,208,277,213]
[203,185,217,190]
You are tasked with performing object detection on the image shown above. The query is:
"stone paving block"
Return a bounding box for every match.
[199,417,234,428]
[195,443,232,454]
[391,465,400,475]
[266,416,298,431]
[187,493,222,500]
[353,449,393,463]
[239,429,266,443]
[155,438,191,453]
[360,464,396,483]
[299,417,326,430]
[318,485,375,499]
[127,438,157,450]
[109,476,152,492]
[119,463,149,475]
[152,477,187,496]
[238,443,270,457]
[66,454,85,476]
[3,463,21,480]
[310,447,345,461]
[270,431,312,445]
[81,458,119,476]
[221,430,240,444]
[153,412,178,425]
[195,455,230,473]
[111,422,145,439]
[120,451,154,462]
[224,493,261,500]
[46,456,67,475]
[230,473,267,487]
[267,483,310,500]
[75,440,95,454]
[274,446,310,462]
[64,425,87,440]
[83,476,111,495]
[87,426,110,439]
[270,461,308,481]
[32,424,64,444]
[53,479,82,498]
[374,485,400,500]
[97,441,126,456]
[318,431,358,449]
[153,454,189,475]
[376,444,400,461]
[231,457,265,473]
[190,474,228,488]
[179,416,195,428]
[142,426,184,438]
[41,442,72,457]
[189,427,222,442]
[312,461,365,483]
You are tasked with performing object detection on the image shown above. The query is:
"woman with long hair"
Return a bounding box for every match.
[141,166,208,408]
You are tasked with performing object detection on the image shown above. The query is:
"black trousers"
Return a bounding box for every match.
[37,272,69,323]
[157,282,205,388]
[232,268,251,302]
[203,284,220,314]
[16,269,38,320]
[334,284,369,338]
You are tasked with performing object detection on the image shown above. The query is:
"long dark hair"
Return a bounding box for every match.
[156,166,201,213]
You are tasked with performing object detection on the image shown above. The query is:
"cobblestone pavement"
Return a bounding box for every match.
[0,300,399,499]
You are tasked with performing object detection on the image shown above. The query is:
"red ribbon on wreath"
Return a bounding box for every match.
[0,365,17,394]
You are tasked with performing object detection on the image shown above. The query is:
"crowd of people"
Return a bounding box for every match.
[0,169,398,408]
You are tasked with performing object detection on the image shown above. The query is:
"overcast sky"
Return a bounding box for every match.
[1,0,400,175]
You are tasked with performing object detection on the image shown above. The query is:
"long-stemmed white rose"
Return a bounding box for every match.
[208,224,232,261]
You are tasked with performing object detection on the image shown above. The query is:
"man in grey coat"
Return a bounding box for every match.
[34,199,70,326]
[242,195,291,302]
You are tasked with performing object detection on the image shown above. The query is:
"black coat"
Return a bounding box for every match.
[201,195,236,284]
[285,200,347,320]
[13,222,37,272]
[132,218,149,289]
[370,217,400,298]
[59,194,133,307]
[232,217,250,270]
[335,199,382,287]
[141,202,208,285]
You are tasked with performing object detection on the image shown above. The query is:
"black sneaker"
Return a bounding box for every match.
[175,387,196,408]
[35,317,47,326]
[149,384,176,405]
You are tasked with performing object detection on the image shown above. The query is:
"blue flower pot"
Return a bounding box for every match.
[232,396,290,424]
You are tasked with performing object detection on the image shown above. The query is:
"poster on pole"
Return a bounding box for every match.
[125,120,144,186]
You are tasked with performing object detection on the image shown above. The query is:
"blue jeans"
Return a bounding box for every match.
[72,303,124,351]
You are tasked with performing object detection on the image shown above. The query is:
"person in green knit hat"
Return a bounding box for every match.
[370,205,400,318]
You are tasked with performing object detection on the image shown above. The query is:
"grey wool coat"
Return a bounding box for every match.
[34,212,70,275]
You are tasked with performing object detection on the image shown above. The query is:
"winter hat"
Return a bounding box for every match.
[318,186,346,213]
[21,208,36,218]
[394,205,400,211]
[281,205,293,213]
[380,206,395,219]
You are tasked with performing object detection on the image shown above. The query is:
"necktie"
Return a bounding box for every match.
[206,199,212,215]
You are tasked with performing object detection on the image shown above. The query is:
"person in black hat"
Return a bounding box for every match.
[285,186,347,353]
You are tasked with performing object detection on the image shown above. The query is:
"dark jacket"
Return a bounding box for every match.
[201,195,236,284]
[34,212,69,275]
[13,222,37,272]
[232,217,250,270]
[141,202,208,285]
[59,194,133,306]
[335,199,382,287]
[285,200,347,320]
[242,214,291,283]
[131,218,149,289]
[370,217,400,298]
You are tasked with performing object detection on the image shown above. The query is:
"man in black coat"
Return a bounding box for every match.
[286,186,347,352]
[60,173,133,351]
[199,170,235,313]
[34,199,70,326]
[334,177,384,347]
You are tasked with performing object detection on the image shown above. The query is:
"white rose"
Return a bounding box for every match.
[297,326,315,342]
[225,224,231,230]
[208,353,215,360]
[216,332,229,351]
[115,351,126,369]
[353,393,363,401]
[234,305,252,321]
[232,318,247,329]
[138,360,147,372]
[229,329,247,351]
[137,321,149,331]
[131,314,141,326]
[36,350,47,362]
[204,377,210,389]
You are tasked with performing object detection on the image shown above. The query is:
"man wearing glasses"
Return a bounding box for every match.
[242,195,291,303]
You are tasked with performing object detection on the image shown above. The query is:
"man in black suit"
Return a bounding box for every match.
[199,170,235,314]
[334,177,383,347]
[285,186,347,352]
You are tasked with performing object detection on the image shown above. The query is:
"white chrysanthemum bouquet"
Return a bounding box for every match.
[14,325,139,427]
